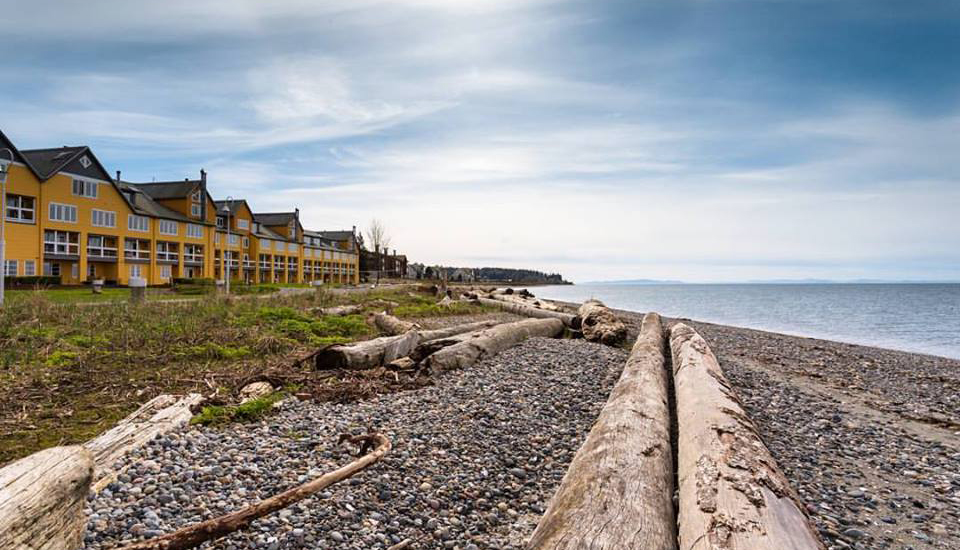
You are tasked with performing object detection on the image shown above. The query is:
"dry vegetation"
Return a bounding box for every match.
[0,286,491,465]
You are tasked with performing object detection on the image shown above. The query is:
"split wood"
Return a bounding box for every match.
[112,432,391,550]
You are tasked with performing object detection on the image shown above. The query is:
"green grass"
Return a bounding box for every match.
[5,287,184,304]
[190,392,285,426]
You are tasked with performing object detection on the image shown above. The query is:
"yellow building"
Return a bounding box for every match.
[1,130,361,287]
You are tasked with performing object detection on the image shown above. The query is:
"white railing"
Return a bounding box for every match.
[124,249,150,260]
[87,245,118,258]
[184,253,204,263]
[157,251,179,262]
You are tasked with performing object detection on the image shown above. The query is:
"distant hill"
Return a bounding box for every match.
[585,278,685,285]
[413,265,570,284]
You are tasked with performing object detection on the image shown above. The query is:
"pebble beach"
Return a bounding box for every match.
[81,310,960,550]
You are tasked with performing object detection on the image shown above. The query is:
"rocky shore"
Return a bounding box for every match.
[81,309,960,550]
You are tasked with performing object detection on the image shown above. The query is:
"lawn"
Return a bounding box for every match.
[0,286,490,465]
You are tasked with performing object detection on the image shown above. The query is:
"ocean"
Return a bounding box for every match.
[532,283,960,360]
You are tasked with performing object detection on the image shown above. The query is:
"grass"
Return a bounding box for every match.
[7,287,184,304]
[0,285,494,465]
[190,392,285,426]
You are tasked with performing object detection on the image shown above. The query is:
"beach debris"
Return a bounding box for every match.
[578,299,627,346]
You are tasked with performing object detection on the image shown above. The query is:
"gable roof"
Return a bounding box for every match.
[19,145,114,183]
[116,181,203,224]
[254,212,297,227]
[0,130,33,169]
[317,230,355,241]
[214,199,253,216]
[131,179,200,200]
[253,225,286,240]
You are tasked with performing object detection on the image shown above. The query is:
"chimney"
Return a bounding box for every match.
[200,169,207,183]
[115,170,121,182]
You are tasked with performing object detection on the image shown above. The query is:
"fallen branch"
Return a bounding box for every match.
[372,312,418,335]
[309,304,363,316]
[114,433,391,550]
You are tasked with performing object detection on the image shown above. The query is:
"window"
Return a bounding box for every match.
[44,262,61,277]
[24,260,35,276]
[260,239,270,250]
[216,217,225,228]
[190,191,202,217]
[288,243,298,253]
[44,230,80,255]
[87,235,118,258]
[228,234,239,246]
[160,265,171,279]
[128,214,149,232]
[304,248,311,258]
[129,265,142,279]
[49,203,78,223]
[4,260,17,276]
[91,209,116,228]
[184,244,204,263]
[242,237,249,248]
[214,232,221,244]
[6,194,35,222]
[236,219,249,230]
[124,238,150,260]
[158,219,178,235]
[71,263,79,279]
[157,242,178,262]
[187,224,204,238]
[191,203,202,217]
[72,179,98,198]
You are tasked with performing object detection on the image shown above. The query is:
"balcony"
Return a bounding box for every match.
[124,249,150,261]
[157,251,179,263]
[184,253,204,265]
[87,245,119,261]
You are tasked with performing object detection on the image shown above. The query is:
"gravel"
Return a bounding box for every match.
[83,338,627,549]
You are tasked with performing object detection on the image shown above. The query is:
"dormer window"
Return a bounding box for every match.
[190,191,202,217]
[216,217,225,228]
[236,218,249,230]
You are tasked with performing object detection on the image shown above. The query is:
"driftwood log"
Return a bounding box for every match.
[310,304,363,316]
[670,323,824,550]
[315,319,503,370]
[577,299,627,346]
[84,393,203,491]
[423,318,565,372]
[0,445,94,550]
[528,312,675,550]
[114,433,391,550]
[372,312,418,335]
[477,297,576,327]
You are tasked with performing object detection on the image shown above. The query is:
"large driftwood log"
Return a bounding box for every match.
[315,319,503,370]
[670,323,825,550]
[372,312,418,335]
[528,312,675,550]
[115,433,391,550]
[423,318,564,372]
[477,297,576,327]
[577,299,627,346]
[309,304,363,316]
[0,446,94,550]
[84,393,203,492]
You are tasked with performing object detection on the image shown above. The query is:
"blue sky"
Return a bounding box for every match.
[2,0,958,282]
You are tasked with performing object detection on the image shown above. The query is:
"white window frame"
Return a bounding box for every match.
[128,214,150,232]
[43,230,80,255]
[260,239,270,250]
[242,236,249,248]
[228,234,239,246]
[158,219,178,236]
[91,209,117,228]
[160,265,171,279]
[6,194,36,223]
[186,223,204,238]
[236,218,249,230]
[24,260,36,276]
[4,260,17,277]
[129,265,142,279]
[288,242,298,253]
[215,232,221,244]
[48,202,78,223]
[71,178,98,198]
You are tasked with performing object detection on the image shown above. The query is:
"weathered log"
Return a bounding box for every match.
[84,393,203,491]
[577,299,627,346]
[238,382,273,404]
[528,312,675,550]
[437,295,455,307]
[372,312,418,335]
[670,323,824,550]
[0,445,94,550]
[418,320,502,341]
[114,433,391,550]
[423,318,564,372]
[310,304,363,316]
[477,297,576,327]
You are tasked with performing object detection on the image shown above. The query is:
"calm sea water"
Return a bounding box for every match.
[533,283,960,359]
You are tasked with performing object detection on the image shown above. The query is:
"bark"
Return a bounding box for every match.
[238,382,273,404]
[84,393,203,492]
[422,318,565,372]
[114,433,391,550]
[670,323,825,550]
[373,312,418,335]
[310,304,363,316]
[418,320,502,341]
[577,299,627,346]
[477,297,576,327]
[528,312,675,550]
[0,445,94,550]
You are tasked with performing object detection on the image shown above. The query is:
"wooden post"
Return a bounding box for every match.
[670,323,824,550]
[0,446,94,550]
[528,312,675,550]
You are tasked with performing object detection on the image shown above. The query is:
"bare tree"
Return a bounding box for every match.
[366,219,392,283]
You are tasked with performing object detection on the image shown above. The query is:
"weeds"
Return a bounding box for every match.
[190,392,285,426]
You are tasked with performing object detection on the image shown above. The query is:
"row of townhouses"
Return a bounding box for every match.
[0,130,361,286]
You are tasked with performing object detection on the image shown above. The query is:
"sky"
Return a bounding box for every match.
[1,0,958,283]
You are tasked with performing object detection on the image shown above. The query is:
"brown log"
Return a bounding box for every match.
[0,445,94,550]
[114,433,391,550]
[670,323,825,550]
[528,312,675,550]
[372,312,418,335]
[577,299,627,346]
[423,318,564,372]
[477,297,576,327]
[84,393,203,492]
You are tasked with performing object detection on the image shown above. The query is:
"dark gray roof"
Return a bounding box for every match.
[316,230,355,241]
[116,182,198,224]
[130,180,200,200]
[254,212,297,226]
[252,225,286,240]
[213,199,251,215]
[19,146,87,179]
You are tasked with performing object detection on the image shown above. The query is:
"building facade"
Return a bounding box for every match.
[1,131,360,286]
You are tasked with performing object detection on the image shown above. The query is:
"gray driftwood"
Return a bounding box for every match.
[84,393,203,492]
[577,299,627,346]
[372,312,418,335]
[423,318,564,372]
[670,323,825,550]
[528,312,675,550]
[310,304,363,316]
[477,297,576,327]
[0,445,94,550]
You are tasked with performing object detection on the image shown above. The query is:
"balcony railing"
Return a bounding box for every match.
[157,251,179,262]
[44,242,80,255]
[124,249,150,260]
[87,246,118,258]
[184,253,204,263]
